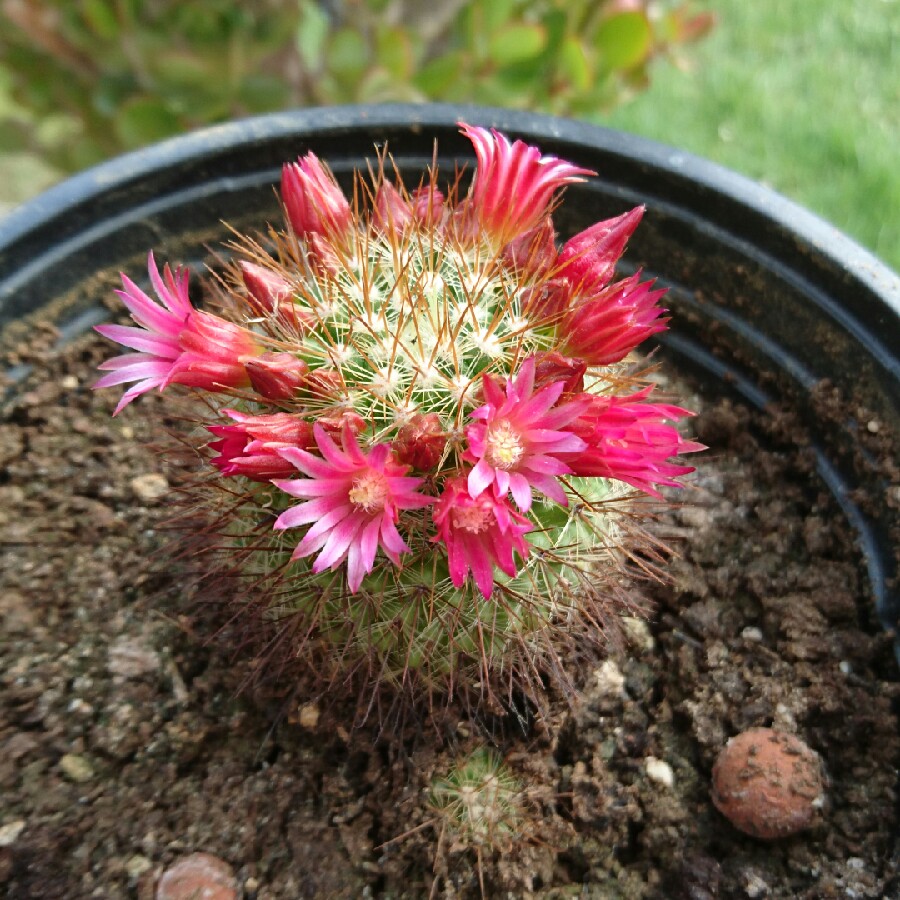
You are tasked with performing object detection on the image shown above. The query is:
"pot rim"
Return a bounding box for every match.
[1,103,898,313]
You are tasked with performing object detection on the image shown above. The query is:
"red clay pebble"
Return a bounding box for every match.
[156,852,238,900]
[711,728,827,839]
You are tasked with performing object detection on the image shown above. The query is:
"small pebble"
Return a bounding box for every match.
[156,853,238,900]
[741,626,763,643]
[711,728,827,839]
[125,854,153,879]
[593,659,625,697]
[0,821,25,847]
[131,473,169,502]
[645,757,675,788]
[59,753,94,783]
[298,703,320,729]
[742,870,770,898]
[108,636,161,679]
[60,375,80,390]
[622,616,655,652]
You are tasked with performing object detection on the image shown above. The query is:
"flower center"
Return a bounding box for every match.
[452,504,491,534]
[485,421,523,469]
[349,471,390,512]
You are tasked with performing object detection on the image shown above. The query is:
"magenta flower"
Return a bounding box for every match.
[560,272,669,367]
[240,261,312,331]
[94,253,259,414]
[281,152,353,244]
[373,181,445,232]
[433,478,531,599]
[244,352,309,401]
[209,410,314,481]
[464,357,588,511]
[563,388,704,496]
[459,123,594,246]
[273,426,434,592]
[556,207,645,294]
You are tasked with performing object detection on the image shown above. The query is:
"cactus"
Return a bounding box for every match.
[95,124,701,712]
[429,748,523,850]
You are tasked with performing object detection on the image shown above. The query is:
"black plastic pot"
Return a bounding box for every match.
[1,104,897,660]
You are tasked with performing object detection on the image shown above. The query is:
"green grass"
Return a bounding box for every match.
[604,0,900,271]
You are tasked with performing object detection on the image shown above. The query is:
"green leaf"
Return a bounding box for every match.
[413,52,465,97]
[114,97,181,149]
[476,0,517,33]
[80,0,119,41]
[326,27,370,80]
[375,25,413,81]
[487,23,547,67]
[594,11,653,71]
[556,36,592,92]
[296,0,331,71]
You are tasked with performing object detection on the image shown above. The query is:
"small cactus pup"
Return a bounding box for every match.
[94,123,702,716]
[429,748,524,852]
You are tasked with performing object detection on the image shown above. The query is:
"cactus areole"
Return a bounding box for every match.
[94,124,703,706]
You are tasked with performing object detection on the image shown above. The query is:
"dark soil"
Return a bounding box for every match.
[1,314,898,899]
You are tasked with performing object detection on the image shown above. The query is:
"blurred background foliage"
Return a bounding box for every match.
[0,0,897,270]
[0,0,711,171]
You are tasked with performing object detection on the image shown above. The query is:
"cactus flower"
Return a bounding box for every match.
[273,426,433,592]
[464,356,588,511]
[95,253,259,414]
[209,410,315,481]
[433,478,531,598]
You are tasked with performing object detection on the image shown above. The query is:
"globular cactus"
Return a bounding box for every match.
[429,748,523,851]
[95,124,701,713]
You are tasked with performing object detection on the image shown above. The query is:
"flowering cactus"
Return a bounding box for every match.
[95,125,701,709]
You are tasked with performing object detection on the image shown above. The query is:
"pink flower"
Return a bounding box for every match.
[373,182,445,232]
[392,413,447,471]
[245,352,309,401]
[563,388,704,496]
[209,410,314,481]
[433,478,531,598]
[560,272,668,366]
[556,206,645,295]
[281,153,353,243]
[464,357,588,511]
[273,426,433,592]
[95,253,259,414]
[459,123,594,246]
[240,261,312,331]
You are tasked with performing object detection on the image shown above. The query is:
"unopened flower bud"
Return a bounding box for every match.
[245,352,309,401]
[393,414,446,471]
[318,408,366,437]
[240,262,311,331]
[557,206,644,294]
[532,351,587,396]
[281,153,353,243]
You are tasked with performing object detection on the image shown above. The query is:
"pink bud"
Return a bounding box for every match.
[240,262,313,332]
[532,351,587,396]
[374,183,446,233]
[281,153,353,243]
[561,272,668,366]
[557,206,644,294]
[209,411,315,481]
[318,408,366,437]
[245,352,309,401]
[393,414,447,471]
[502,217,558,280]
